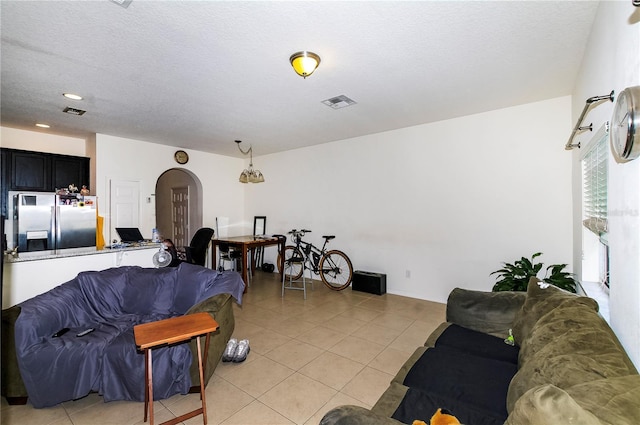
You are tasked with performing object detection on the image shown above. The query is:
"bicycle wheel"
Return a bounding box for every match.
[318,250,353,290]
[277,245,304,280]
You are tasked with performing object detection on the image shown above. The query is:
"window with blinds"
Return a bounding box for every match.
[581,123,609,287]
[582,126,608,238]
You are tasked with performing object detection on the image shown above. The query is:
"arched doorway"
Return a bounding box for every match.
[155,168,203,247]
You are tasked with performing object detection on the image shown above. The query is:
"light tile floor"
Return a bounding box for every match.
[1,271,446,425]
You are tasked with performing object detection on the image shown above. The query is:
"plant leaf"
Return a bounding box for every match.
[491,252,576,293]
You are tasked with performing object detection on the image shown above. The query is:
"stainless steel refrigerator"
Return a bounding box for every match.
[10,192,97,252]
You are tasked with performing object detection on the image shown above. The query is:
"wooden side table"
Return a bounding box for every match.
[134,313,219,425]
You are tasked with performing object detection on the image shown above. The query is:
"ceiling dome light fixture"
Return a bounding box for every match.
[289,51,321,78]
[235,140,264,183]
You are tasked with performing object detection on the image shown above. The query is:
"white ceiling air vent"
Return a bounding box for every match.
[63,107,86,116]
[322,95,357,110]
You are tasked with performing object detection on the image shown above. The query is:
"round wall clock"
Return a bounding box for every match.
[174,150,189,164]
[611,86,640,162]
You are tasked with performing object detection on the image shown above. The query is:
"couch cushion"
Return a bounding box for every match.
[76,267,130,319]
[508,352,632,413]
[388,382,506,425]
[446,288,527,338]
[198,269,245,305]
[427,323,519,364]
[372,381,410,418]
[400,345,516,419]
[506,301,634,413]
[15,316,120,408]
[100,328,192,402]
[506,384,602,425]
[392,346,428,385]
[511,278,598,344]
[322,404,406,425]
[518,300,636,372]
[172,262,218,314]
[122,267,177,315]
[566,375,640,425]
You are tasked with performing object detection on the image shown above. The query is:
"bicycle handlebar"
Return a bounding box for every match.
[288,229,312,235]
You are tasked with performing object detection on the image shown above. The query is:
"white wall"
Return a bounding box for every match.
[95,134,245,242]
[571,2,640,368]
[0,126,87,156]
[247,97,573,303]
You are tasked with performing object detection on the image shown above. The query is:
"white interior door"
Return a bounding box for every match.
[109,179,140,243]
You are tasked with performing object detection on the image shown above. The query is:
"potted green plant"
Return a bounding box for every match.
[490,252,577,293]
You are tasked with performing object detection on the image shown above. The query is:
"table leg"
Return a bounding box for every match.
[250,247,256,274]
[278,239,285,282]
[145,348,154,424]
[197,336,208,424]
[202,333,211,394]
[241,246,248,292]
[211,241,218,271]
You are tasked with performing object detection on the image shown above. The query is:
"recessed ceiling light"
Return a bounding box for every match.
[63,93,83,100]
[35,123,50,128]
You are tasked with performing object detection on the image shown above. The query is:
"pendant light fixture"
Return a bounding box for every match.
[289,51,321,78]
[236,140,264,183]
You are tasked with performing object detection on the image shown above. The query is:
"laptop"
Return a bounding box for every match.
[115,227,145,243]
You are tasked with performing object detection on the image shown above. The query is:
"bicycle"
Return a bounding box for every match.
[277,229,354,291]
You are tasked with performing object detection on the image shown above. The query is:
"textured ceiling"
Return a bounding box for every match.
[0,1,599,157]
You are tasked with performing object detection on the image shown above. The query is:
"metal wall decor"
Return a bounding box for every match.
[565,91,614,150]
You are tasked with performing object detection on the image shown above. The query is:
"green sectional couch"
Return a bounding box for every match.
[321,278,640,425]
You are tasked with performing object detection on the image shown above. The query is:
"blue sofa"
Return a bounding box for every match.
[3,263,243,408]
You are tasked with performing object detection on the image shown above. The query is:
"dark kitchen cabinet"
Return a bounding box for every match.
[51,155,90,192]
[0,148,90,217]
[1,150,8,219]
[10,150,51,191]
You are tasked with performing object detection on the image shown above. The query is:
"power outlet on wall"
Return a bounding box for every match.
[405,270,411,278]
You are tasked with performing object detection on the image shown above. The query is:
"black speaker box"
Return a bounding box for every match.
[352,270,387,295]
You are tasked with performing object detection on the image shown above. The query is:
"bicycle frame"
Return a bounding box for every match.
[289,230,335,270]
[283,229,354,291]
[294,239,325,274]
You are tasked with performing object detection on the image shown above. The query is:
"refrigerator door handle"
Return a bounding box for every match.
[53,205,60,250]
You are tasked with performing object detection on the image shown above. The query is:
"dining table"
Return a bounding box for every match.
[211,235,285,291]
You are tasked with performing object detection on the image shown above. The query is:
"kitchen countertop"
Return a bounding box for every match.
[4,243,161,263]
